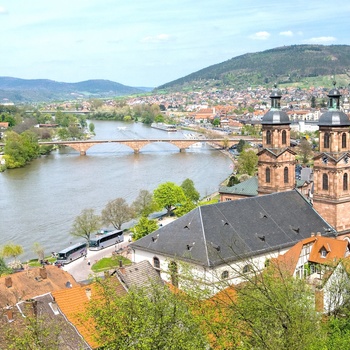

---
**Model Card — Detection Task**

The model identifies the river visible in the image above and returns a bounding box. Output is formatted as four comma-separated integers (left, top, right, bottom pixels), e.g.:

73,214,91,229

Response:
0,120,232,261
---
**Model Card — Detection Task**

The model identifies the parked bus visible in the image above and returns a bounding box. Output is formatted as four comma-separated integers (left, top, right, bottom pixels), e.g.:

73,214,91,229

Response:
55,242,87,265
89,229,124,250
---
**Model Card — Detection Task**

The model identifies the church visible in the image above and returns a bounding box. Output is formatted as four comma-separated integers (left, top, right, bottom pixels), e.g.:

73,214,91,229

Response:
130,83,350,290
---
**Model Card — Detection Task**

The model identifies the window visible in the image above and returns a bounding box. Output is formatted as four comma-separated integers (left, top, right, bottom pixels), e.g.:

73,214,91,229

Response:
344,173,348,191
266,167,271,183
266,130,272,145
221,270,229,279
243,264,252,274
153,257,160,269
284,167,289,184
342,133,347,149
282,130,287,145
320,248,327,258
324,132,330,148
322,173,328,190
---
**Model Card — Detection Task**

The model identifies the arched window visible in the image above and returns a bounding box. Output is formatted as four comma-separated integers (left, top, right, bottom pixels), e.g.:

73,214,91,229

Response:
221,270,229,279
322,173,328,190
282,130,287,145
342,133,347,149
153,257,160,269
243,264,253,274
344,173,348,191
266,130,272,145
266,167,271,183
284,167,289,184
168,261,178,287
324,132,330,149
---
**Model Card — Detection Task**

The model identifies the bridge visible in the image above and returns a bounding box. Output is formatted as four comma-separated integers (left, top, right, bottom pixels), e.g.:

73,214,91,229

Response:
36,137,261,155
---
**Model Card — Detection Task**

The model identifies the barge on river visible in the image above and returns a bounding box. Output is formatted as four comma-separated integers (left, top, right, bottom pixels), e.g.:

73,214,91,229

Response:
151,123,177,132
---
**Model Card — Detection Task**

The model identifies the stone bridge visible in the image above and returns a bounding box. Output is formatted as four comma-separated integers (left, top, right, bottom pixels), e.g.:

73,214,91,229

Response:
19,137,261,155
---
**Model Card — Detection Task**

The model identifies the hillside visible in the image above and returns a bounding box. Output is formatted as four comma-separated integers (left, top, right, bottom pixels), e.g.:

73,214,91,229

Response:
157,44,350,91
0,77,149,103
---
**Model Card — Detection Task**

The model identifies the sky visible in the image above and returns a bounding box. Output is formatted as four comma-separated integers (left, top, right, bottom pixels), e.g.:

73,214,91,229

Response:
0,1,349,88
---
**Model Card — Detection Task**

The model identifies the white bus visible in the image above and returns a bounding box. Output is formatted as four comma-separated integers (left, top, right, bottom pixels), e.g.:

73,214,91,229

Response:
89,229,124,250
55,242,87,265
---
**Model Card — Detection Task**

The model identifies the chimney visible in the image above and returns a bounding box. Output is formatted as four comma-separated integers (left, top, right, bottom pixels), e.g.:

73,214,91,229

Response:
85,288,92,300
311,232,315,237
24,299,38,318
5,276,12,288
119,260,125,274
39,266,47,279
316,232,321,237
6,307,14,322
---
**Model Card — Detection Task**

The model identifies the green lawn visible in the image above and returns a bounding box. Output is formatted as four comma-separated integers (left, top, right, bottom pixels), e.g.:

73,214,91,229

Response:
91,255,132,272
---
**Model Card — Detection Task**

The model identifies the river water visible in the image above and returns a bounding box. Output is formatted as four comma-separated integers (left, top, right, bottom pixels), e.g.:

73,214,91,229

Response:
0,120,232,261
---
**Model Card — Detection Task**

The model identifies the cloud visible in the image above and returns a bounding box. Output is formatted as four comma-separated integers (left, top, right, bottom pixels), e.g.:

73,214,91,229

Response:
141,34,171,43
0,6,8,14
280,31,293,37
249,31,270,40
305,36,337,44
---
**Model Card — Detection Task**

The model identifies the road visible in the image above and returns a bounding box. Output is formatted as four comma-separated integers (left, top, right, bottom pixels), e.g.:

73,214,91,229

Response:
62,235,131,283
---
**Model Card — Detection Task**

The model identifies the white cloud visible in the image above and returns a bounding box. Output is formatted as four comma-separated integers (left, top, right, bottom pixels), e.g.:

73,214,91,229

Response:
0,6,8,14
305,36,337,44
249,31,270,40
141,34,171,43
280,31,293,37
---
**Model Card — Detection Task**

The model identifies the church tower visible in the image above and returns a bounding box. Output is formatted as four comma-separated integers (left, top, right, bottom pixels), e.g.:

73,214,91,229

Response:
258,85,296,195
313,82,350,233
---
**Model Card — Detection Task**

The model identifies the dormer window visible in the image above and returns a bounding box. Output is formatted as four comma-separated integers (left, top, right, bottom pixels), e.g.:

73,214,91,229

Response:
320,248,327,258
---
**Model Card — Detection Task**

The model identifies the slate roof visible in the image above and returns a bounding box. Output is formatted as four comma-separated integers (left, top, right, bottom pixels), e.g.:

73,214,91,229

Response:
131,190,334,268
219,176,258,197
114,260,164,290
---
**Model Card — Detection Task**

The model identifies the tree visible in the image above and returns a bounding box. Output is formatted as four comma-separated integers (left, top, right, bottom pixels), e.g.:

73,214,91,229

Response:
32,242,45,262
89,122,95,133
101,198,135,230
86,279,208,349
236,149,258,176
181,178,200,202
236,139,246,153
70,208,101,242
132,216,158,241
153,182,186,216
0,243,23,263
174,199,196,217
298,138,313,165
0,257,12,276
132,189,158,217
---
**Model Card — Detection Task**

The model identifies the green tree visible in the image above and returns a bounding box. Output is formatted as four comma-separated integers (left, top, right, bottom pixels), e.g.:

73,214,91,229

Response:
0,243,24,263
153,182,186,216
86,279,208,350
181,178,200,202
237,149,258,176
298,138,313,165
174,199,196,217
0,257,12,276
101,198,135,230
132,216,159,240
132,189,158,217
236,139,246,153
89,122,95,133
32,242,45,262
70,208,101,242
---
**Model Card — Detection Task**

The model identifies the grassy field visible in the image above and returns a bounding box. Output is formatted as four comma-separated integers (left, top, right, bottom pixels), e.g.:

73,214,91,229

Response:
91,255,132,272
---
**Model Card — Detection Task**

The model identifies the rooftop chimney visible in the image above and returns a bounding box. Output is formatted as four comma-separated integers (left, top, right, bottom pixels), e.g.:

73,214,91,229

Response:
39,266,47,279
311,232,315,237
316,232,321,237
85,288,92,300
5,276,12,288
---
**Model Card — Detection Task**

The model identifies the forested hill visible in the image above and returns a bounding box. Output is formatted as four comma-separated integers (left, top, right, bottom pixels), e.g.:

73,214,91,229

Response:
0,77,150,103
157,44,350,91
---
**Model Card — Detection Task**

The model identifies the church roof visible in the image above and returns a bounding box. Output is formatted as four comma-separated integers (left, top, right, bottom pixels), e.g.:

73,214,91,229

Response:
261,110,291,125
318,110,350,126
131,190,334,268
219,176,258,197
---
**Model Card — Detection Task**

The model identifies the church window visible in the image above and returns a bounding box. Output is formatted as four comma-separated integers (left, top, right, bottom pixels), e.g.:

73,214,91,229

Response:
153,257,160,269
322,173,328,190
243,264,253,274
324,132,330,148
344,173,348,191
342,133,347,149
266,130,272,145
282,130,287,145
284,167,289,184
266,167,271,183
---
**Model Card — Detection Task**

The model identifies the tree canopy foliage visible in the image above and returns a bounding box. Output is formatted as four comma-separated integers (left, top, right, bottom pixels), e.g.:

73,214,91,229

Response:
153,182,186,216
236,148,258,176
181,178,200,202
132,216,159,241
101,198,135,230
132,189,158,217
70,208,101,242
